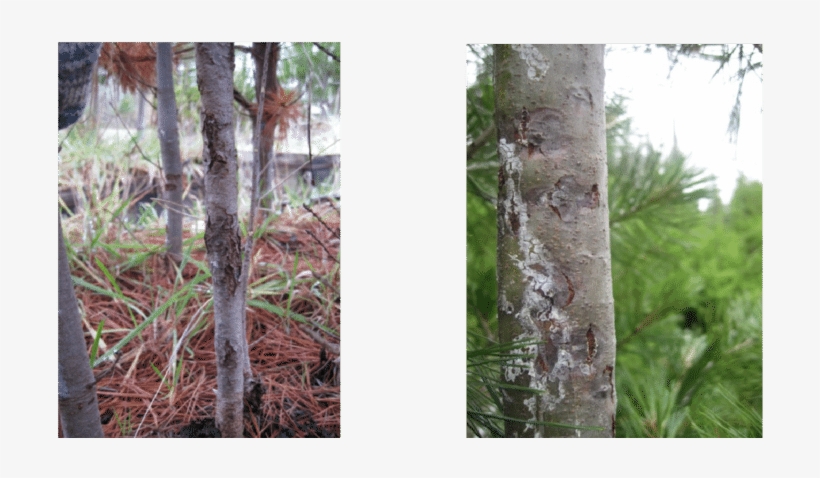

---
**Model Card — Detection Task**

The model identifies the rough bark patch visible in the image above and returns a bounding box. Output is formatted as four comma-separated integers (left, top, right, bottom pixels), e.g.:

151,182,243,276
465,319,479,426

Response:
202,113,227,175
547,176,600,222
204,213,242,296
515,106,567,155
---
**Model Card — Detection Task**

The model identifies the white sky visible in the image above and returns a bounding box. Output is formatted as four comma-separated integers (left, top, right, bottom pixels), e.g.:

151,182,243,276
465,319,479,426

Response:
468,45,763,206
604,45,762,205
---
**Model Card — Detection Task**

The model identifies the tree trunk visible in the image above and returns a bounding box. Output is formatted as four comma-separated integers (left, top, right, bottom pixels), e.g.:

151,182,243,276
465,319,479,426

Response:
58,218,105,438
196,42,250,438
252,42,280,212
135,90,146,137
494,44,616,438
90,66,99,129
58,42,104,438
156,42,183,262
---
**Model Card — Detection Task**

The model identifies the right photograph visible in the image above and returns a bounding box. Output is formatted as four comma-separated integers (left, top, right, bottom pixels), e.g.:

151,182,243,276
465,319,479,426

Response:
466,44,762,438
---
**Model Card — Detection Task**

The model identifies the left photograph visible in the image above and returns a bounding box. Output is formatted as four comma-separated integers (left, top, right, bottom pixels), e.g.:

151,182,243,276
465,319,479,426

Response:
58,42,340,438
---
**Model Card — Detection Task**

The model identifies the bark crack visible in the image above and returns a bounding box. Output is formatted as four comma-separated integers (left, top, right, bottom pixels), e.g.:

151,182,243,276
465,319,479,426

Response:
586,324,597,364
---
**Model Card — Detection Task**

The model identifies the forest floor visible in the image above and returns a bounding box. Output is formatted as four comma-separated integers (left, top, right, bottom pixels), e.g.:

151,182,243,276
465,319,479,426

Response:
58,201,340,438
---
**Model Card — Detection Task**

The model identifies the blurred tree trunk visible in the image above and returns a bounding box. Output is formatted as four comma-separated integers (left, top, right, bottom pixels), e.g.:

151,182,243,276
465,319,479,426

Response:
59,218,104,438
156,42,183,262
58,42,104,437
196,42,251,438
89,65,99,129
494,44,616,437
252,42,280,212
135,90,146,137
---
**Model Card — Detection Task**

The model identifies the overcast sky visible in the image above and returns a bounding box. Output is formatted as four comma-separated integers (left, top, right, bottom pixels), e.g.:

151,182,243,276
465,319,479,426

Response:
604,45,762,206
468,45,763,206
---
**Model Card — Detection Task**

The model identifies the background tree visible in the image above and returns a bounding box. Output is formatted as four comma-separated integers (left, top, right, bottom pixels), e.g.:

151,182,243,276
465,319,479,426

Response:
279,43,341,117
252,42,280,211
494,44,616,437
156,42,184,261
196,42,250,437
231,42,339,210
94,43,189,251
58,42,104,438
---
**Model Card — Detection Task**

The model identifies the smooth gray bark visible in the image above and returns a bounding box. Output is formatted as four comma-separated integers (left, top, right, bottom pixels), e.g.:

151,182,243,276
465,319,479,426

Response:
494,44,616,437
58,216,104,438
58,42,104,438
196,42,249,438
157,42,184,261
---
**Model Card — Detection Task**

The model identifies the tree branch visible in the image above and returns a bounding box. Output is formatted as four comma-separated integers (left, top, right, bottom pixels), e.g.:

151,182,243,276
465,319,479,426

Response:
313,43,339,62
467,124,495,162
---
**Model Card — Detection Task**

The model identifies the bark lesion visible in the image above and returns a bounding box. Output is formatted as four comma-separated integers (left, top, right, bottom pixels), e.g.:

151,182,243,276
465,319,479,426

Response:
540,324,559,372
218,339,237,367
204,213,242,296
202,113,233,174
605,365,615,402
525,107,565,154
562,271,575,306
508,201,520,235
585,324,597,364
548,176,601,222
